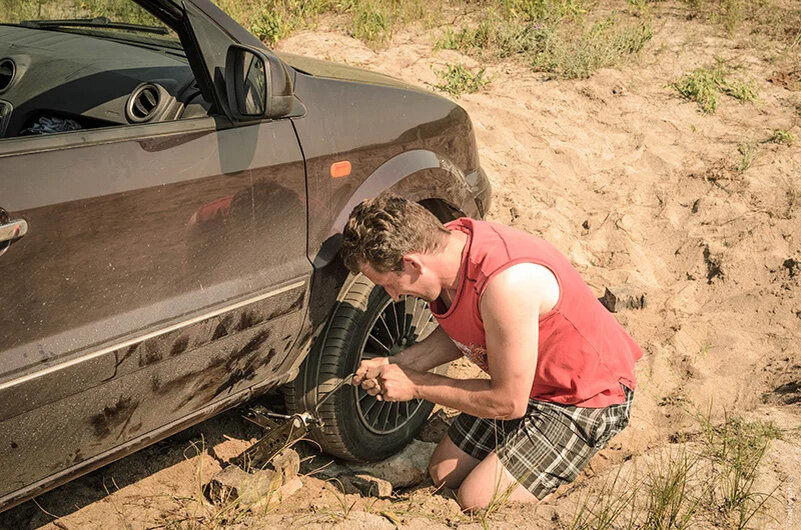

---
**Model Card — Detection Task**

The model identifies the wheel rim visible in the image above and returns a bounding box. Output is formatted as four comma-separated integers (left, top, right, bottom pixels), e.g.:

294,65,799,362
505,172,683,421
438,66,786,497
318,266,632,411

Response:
354,295,438,434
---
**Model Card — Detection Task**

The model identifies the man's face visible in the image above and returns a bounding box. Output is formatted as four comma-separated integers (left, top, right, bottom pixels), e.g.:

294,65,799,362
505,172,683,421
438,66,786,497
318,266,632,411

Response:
359,259,439,303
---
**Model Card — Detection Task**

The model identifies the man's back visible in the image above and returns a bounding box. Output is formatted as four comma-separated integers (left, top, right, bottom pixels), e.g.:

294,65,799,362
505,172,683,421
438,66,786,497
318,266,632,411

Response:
430,217,642,407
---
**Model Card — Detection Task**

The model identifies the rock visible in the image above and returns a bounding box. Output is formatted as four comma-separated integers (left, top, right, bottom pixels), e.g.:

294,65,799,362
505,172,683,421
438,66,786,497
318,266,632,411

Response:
308,440,437,489
270,448,300,482
339,474,392,497
417,409,453,443
599,285,646,313
335,475,363,495
206,464,281,506
206,451,301,509
354,439,436,488
252,477,304,511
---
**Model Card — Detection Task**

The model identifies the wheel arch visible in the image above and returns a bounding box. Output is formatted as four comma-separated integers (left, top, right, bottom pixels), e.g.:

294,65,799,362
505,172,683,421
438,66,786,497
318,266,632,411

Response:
311,148,480,269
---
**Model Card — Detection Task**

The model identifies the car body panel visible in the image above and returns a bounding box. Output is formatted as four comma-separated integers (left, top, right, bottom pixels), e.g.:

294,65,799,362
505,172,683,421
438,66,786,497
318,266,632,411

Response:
0,115,310,509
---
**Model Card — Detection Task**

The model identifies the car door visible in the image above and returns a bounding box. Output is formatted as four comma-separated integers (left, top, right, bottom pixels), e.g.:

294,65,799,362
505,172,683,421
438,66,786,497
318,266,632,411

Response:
0,0,310,509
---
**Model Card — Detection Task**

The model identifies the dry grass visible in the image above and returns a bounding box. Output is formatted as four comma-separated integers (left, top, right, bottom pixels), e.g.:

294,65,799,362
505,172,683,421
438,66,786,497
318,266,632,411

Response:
434,1,653,79
571,411,783,529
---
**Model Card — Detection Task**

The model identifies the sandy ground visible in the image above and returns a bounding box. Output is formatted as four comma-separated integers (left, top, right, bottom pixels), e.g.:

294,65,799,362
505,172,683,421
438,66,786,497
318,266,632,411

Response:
2,1,800,528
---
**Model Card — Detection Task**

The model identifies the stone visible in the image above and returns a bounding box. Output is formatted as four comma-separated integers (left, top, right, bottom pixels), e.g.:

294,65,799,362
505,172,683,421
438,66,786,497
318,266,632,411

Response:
417,409,453,443
354,439,437,488
599,284,646,313
206,464,282,507
252,477,304,511
348,474,393,498
306,440,437,489
269,448,300,482
335,475,363,495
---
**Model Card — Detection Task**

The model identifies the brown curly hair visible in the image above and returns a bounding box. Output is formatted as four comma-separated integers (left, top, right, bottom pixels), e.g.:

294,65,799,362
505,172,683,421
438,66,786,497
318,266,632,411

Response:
341,195,450,273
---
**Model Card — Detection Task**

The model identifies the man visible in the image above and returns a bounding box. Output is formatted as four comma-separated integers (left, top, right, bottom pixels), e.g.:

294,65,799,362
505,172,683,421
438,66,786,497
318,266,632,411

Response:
342,195,641,510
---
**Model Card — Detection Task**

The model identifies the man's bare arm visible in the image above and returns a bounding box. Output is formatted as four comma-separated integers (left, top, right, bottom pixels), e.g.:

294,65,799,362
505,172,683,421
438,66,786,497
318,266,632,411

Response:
363,264,559,419
392,325,462,371
355,326,462,384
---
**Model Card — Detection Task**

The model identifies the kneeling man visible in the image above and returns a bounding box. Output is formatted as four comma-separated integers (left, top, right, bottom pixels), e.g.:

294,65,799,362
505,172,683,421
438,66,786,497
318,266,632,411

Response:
343,195,641,510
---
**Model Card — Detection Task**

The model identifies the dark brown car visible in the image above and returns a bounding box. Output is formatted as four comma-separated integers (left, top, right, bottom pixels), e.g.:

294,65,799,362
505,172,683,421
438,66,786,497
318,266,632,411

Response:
0,0,491,513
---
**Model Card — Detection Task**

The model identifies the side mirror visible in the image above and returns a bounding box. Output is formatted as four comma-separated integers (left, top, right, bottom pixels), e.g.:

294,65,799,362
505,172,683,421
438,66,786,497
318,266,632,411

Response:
224,45,293,121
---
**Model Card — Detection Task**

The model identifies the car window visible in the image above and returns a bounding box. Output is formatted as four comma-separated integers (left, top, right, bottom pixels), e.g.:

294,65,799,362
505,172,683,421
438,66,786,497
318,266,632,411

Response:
0,1,209,141
1,0,180,45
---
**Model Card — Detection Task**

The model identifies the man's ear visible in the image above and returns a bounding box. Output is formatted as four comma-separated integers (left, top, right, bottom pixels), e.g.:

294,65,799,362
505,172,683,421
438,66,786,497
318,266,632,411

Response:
402,254,424,276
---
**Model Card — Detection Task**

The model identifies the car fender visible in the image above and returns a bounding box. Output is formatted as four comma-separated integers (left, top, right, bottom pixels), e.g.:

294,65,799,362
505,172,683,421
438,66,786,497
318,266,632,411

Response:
312,148,480,268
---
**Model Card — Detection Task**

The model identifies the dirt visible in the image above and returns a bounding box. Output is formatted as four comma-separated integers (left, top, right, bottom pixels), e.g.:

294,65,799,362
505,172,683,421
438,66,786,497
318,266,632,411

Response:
2,1,801,528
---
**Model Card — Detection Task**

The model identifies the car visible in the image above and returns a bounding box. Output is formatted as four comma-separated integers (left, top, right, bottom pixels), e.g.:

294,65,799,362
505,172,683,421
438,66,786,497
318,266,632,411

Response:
0,0,491,513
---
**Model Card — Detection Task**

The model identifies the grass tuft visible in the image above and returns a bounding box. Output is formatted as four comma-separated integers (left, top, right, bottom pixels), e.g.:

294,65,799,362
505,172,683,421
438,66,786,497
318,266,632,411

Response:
350,1,392,47
571,467,638,530
571,410,781,529
642,444,704,530
736,142,759,173
433,63,491,97
768,128,796,146
436,8,652,80
698,413,782,527
532,15,653,79
672,61,757,113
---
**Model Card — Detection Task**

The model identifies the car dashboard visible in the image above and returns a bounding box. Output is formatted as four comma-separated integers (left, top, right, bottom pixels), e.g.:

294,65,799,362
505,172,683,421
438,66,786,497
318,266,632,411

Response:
0,24,209,138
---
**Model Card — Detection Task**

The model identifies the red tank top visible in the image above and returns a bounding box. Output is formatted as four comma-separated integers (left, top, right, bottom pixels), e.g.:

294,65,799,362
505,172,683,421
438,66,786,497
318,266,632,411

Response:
429,218,642,408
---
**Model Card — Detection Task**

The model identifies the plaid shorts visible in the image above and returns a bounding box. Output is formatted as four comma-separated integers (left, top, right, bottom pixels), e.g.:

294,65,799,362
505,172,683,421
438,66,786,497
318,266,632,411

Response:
448,385,633,499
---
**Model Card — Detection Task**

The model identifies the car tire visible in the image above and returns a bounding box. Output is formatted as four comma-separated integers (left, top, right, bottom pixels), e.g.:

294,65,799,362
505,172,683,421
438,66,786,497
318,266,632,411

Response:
284,274,441,462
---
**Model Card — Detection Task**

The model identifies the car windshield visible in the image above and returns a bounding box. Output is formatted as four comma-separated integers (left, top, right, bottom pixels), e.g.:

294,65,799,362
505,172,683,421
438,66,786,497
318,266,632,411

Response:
0,0,181,49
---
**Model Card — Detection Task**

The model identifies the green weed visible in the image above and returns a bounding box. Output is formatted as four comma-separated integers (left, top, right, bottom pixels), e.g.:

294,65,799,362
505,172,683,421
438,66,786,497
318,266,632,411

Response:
501,0,588,23
433,63,491,97
672,61,757,113
436,7,651,80
769,128,796,146
721,78,758,103
681,0,773,34
1,0,164,26
351,2,391,47
233,0,332,46
672,67,722,113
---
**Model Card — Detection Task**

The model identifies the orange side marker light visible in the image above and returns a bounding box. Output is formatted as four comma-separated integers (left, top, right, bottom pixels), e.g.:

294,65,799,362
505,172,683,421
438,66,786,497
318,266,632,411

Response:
330,161,352,179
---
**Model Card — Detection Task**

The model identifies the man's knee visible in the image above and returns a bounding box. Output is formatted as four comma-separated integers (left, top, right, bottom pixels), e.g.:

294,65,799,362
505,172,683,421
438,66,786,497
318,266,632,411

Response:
456,481,489,511
428,435,478,489
428,458,463,489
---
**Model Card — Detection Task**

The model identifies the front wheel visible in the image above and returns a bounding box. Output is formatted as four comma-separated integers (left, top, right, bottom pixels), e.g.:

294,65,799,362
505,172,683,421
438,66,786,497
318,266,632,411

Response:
284,275,440,461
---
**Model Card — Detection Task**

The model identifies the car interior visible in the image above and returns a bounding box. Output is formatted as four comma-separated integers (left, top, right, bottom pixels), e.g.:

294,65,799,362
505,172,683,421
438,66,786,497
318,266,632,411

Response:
0,3,211,139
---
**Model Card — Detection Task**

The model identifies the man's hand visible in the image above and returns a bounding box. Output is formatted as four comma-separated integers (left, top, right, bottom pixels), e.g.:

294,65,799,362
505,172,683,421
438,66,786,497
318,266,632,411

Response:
352,356,389,387
354,361,418,402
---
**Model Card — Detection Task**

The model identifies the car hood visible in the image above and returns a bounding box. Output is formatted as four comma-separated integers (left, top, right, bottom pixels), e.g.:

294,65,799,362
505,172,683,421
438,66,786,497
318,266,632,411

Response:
274,51,427,93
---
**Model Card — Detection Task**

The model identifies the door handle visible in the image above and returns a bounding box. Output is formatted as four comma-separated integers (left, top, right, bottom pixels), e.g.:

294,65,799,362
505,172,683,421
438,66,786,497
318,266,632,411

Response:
0,208,27,257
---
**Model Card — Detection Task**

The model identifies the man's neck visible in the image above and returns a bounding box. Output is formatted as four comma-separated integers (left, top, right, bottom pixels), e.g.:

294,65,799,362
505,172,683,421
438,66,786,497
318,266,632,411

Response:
437,230,468,304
